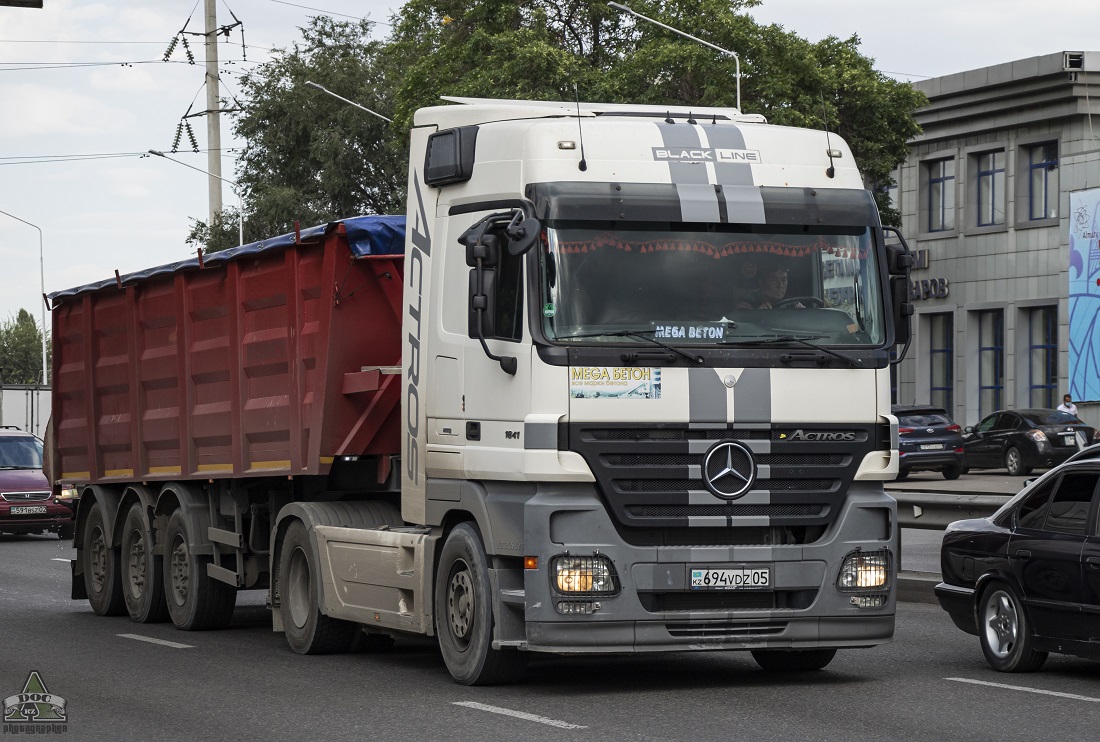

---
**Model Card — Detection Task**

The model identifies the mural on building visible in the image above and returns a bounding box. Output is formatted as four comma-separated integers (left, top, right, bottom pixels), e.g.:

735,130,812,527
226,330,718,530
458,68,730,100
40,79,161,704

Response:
1069,188,1100,402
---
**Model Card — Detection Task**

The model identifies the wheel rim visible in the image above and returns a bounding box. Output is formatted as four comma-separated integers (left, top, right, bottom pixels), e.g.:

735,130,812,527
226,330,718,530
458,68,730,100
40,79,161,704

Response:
447,560,475,648
1007,449,1020,474
169,534,189,607
125,526,146,600
983,589,1019,659
89,525,107,594
286,546,311,629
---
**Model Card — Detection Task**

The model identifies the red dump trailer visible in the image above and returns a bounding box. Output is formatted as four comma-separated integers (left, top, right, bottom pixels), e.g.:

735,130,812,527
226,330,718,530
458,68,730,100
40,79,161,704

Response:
53,216,407,626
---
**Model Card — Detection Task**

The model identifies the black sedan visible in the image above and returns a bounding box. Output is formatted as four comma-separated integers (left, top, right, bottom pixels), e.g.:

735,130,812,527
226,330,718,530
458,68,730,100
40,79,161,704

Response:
962,408,1097,476
893,404,965,480
936,446,1100,671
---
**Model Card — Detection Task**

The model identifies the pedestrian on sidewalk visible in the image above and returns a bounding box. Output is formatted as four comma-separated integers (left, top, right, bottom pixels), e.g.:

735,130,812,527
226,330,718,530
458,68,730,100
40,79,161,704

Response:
1057,394,1078,416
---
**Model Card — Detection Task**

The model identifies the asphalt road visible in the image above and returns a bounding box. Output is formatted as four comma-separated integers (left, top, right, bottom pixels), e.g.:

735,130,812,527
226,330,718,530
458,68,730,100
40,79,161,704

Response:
3,534,1099,742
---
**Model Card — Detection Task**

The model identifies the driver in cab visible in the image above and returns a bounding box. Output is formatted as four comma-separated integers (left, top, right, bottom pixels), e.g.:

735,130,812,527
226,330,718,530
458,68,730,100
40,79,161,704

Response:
736,255,804,309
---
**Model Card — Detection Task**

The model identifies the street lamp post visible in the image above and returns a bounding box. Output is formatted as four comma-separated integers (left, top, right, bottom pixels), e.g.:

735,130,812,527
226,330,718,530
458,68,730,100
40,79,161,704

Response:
607,1,742,113
0,208,48,387
148,150,244,247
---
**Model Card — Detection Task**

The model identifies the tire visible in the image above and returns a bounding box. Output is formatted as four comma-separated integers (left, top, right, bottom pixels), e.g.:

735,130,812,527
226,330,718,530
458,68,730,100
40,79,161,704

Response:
978,581,1047,672
1005,447,1032,476
943,466,962,480
82,501,126,616
58,522,75,540
278,520,359,654
162,508,236,630
895,470,909,481
960,464,970,475
751,648,837,672
435,523,526,685
120,503,169,623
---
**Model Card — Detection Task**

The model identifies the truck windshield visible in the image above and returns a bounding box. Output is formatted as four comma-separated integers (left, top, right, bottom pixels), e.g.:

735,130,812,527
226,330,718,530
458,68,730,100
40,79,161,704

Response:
539,222,885,346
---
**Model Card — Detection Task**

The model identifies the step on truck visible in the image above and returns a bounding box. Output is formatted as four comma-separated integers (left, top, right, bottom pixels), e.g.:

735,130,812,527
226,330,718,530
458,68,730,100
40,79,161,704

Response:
53,98,914,684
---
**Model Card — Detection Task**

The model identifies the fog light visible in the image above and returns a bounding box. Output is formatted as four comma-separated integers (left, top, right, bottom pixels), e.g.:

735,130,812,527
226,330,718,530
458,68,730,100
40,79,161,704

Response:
837,550,891,591
850,595,887,608
551,554,618,595
556,600,601,615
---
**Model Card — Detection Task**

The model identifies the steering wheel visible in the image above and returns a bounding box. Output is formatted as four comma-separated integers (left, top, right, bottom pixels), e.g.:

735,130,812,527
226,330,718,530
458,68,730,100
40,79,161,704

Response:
777,296,824,308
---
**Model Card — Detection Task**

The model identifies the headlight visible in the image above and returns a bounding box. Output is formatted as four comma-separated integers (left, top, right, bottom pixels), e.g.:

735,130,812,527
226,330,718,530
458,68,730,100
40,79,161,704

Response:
56,486,78,501
836,550,891,591
551,555,618,595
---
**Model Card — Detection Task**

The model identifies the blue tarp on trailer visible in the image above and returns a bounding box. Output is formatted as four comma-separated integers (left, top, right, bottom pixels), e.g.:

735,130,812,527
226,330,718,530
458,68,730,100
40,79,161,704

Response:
48,215,405,303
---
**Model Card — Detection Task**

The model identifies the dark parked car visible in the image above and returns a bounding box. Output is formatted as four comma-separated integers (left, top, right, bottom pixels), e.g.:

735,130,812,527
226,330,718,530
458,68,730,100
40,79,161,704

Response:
936,446,1100,671
962,408,1098,476
0,427,75,539
893,404,965,480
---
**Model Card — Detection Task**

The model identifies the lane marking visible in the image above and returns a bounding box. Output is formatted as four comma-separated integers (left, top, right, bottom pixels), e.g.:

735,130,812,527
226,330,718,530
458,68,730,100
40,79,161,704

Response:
452,701,587,729
946,677,1100,703
51,558,70,562
118,633,194,649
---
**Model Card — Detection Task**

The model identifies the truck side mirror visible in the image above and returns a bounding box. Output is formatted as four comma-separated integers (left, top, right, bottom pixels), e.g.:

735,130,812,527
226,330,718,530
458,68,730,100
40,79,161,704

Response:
461,230,517,375
882,226,913,362
506,216,541,256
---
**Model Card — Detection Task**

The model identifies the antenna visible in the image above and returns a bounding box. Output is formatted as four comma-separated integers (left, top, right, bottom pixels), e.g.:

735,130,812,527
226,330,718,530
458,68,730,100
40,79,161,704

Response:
575,85,588,172
820,92,836,179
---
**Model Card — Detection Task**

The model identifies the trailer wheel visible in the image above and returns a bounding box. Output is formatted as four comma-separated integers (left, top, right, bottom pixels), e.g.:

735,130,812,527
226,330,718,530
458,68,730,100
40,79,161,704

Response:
120,502,169,623
751,648,837,672
162,508,236,630
435,523,526,685
83,501,125,616
278,520,359,654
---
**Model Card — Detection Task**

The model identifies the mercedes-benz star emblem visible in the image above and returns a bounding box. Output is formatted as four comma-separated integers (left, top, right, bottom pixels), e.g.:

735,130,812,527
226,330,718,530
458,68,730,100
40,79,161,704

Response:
702,441,756,500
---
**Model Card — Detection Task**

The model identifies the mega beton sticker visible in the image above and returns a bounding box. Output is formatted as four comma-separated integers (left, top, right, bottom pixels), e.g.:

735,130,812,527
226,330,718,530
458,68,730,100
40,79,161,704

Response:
569,367,661,399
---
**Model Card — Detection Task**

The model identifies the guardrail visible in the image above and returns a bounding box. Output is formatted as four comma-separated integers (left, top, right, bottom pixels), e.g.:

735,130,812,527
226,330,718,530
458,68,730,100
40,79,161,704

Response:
891,491,1010,529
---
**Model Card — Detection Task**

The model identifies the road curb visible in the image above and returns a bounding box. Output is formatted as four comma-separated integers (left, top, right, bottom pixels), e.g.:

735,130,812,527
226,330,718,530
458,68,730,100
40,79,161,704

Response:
897,570,939,605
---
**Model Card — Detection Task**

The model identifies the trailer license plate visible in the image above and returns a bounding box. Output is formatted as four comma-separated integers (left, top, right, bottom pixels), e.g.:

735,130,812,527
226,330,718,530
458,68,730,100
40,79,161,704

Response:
690,568,770,590
11,505,47,515
919,443,943,450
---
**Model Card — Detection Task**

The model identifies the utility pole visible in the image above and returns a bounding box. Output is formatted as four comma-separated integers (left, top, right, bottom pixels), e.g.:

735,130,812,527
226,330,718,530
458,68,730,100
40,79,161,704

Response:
204,0,223,225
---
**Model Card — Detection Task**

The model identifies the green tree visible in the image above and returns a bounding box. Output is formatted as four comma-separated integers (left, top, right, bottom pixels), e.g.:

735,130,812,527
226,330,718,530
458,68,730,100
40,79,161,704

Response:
185,205,243,254
0,309,47,385
193,1,923,240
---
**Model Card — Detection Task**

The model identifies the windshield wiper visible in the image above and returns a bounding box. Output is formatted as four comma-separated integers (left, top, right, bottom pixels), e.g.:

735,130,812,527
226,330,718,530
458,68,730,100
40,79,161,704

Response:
559,329,704,365
721,334,863,368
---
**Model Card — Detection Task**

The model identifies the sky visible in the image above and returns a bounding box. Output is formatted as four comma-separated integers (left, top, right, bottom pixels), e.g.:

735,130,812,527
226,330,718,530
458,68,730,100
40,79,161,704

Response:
2,0,1099,327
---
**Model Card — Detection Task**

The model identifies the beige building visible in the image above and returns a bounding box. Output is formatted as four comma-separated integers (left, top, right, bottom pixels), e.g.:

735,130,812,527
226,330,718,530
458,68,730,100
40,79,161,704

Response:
893,51,1100,428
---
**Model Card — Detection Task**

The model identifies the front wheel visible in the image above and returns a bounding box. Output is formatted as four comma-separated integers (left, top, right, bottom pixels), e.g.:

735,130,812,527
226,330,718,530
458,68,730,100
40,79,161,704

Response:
943,466,962,480
435,523,526,685
978,581,1046,672
1005,447,1032,476
751,648,837,672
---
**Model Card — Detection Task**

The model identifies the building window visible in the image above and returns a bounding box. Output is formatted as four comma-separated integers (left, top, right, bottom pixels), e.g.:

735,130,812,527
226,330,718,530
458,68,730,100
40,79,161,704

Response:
977,310,1004,417
976,151,1005,226
1028,306,1057,407
929,313,953,411
1027,143,1058,220
927,159,955,232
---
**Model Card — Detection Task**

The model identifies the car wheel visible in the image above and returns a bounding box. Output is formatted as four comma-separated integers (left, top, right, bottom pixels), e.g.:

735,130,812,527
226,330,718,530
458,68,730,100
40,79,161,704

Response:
895,470,909,481
960,464,970,475
120,502,169,623
1005,447,1031,476
978,581,1047,672
435,523,526,685
82,501,125,616
278,519,360,654
751,648,837,672
943,466,962,480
